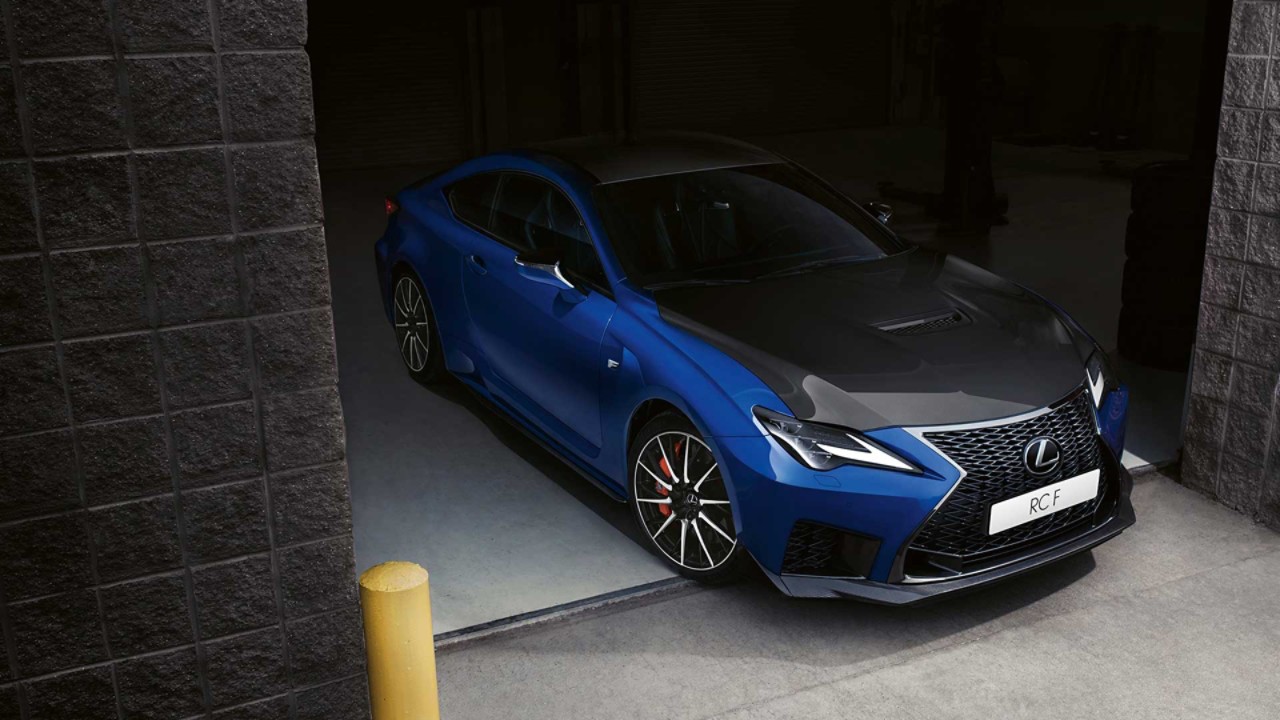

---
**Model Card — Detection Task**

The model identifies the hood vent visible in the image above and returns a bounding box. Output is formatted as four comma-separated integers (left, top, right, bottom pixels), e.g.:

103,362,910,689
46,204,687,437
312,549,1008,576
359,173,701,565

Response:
875,310,968,336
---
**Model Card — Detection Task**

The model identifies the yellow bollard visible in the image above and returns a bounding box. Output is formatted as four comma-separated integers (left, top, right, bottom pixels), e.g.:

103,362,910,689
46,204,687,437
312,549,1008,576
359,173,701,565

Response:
360,561,440,720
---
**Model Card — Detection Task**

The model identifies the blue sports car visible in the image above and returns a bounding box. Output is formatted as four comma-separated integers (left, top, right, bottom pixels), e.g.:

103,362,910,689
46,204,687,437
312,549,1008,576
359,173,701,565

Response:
374,133,1133,604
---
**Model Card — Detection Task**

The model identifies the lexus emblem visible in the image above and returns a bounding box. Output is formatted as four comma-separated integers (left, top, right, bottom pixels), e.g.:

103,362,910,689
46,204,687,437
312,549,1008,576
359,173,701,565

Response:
1023,436,1062,476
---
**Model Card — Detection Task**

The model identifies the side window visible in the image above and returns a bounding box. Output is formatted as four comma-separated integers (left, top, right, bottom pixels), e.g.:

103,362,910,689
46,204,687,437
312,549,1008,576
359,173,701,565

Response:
447,173,500,230
489,173,545,249
492,174,609,290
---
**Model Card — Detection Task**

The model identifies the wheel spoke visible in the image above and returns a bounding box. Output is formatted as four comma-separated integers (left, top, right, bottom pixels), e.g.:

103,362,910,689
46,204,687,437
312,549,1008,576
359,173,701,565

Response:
657,435,675,484
400,330,412,359
693,521,712,566
682,433,691,484
652,513,676,539
693,463,718,492
699,499,731,505
698,512,734,543
679,520,688,566
411,334,429,368
636,497,671,505
395,281,412,316
638,461,672,491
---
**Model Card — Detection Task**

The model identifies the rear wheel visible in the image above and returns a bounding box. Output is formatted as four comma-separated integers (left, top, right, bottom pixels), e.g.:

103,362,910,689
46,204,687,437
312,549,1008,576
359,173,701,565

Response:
392,270,446,384
629,413,745,583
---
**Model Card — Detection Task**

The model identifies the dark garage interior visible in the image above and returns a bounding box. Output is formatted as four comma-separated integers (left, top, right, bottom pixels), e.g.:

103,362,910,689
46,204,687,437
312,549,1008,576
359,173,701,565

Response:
306,0,1228,632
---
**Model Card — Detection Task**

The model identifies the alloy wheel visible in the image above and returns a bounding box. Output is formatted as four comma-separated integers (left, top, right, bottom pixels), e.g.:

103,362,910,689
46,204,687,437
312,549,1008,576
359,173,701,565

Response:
633,431,737,570
394,276,430,372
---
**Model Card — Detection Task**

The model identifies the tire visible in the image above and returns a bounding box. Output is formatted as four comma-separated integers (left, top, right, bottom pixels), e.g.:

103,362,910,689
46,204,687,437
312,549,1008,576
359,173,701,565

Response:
391,269,446,384
628,412,746,584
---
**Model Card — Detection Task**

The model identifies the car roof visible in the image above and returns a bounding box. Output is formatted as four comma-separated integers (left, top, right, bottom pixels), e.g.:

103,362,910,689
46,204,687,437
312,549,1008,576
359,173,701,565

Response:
521,132,782,185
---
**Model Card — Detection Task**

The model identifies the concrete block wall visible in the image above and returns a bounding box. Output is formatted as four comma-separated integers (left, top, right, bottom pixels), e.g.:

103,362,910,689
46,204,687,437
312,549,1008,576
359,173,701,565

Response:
0,1,368,717
1184,0,1280,529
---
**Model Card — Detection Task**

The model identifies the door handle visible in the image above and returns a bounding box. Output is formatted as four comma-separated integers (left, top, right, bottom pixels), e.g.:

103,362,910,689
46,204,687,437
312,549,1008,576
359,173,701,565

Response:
466,254,487,275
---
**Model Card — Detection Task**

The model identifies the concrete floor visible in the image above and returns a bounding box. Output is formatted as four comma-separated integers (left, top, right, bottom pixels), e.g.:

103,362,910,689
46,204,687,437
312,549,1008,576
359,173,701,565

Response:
320,125,1191,634
321,168,673,635
437,471,1280,719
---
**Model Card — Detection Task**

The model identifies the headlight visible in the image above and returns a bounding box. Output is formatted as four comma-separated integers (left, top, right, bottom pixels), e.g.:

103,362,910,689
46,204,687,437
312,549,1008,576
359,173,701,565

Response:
1086,350,1117,408
753,407,919,473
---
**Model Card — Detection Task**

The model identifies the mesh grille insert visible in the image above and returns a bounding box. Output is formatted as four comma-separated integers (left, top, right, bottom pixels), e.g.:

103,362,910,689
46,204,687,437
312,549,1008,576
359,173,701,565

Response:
782,521,837,574
781,521,879,577
877,311,967,336
910,389,1104,560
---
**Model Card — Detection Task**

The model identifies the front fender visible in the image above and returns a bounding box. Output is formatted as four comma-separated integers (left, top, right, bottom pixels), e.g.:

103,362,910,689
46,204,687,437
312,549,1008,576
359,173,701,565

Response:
598,292,788,490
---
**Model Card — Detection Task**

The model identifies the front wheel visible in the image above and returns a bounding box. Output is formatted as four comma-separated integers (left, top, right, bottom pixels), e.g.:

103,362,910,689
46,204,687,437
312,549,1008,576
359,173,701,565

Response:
629,413,746,584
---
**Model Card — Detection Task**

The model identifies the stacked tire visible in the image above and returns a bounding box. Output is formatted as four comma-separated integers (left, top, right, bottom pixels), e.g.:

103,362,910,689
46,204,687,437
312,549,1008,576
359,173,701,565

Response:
1118,162,1211,371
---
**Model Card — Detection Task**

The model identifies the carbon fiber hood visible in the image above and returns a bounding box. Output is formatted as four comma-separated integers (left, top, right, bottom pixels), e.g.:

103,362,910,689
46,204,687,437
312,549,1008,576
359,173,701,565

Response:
656,248,1092,430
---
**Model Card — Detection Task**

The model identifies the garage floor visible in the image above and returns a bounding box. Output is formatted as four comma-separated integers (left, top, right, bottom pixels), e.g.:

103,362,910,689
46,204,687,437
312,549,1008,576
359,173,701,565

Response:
436,471,1280,719
321,126,1188,635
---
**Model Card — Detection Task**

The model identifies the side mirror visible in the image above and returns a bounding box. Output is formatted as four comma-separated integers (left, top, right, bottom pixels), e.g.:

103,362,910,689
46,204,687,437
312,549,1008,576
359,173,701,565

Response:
514,248,575,291
864,201,893,224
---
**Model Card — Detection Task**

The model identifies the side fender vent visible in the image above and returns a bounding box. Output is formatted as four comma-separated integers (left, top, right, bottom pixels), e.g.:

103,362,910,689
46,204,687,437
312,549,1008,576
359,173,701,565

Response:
875,310,968,336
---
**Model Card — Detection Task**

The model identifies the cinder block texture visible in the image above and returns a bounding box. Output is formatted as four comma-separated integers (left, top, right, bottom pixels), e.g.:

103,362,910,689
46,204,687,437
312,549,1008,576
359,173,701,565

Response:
10,0,113,58
127,56,223,146
136,148,232,239
0,430,77,519
0,70,25,160
34,155,135,248
218,0,308,50
148,237,242,325
0,161,37,253
118,0,214,52
193,555,278,638
1186,1,1280,532
100,573,193,656
224,51,315,141
23,60,126,154
117,648,205,718
0,0,359,715
0,255,52,345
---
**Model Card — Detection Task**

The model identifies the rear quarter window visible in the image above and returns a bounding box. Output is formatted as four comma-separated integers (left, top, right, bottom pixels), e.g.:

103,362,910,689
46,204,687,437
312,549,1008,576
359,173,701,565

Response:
447,173,501,230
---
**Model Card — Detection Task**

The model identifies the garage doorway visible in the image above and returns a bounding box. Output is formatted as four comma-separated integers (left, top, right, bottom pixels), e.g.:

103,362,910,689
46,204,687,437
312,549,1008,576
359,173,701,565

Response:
307,0,1220,634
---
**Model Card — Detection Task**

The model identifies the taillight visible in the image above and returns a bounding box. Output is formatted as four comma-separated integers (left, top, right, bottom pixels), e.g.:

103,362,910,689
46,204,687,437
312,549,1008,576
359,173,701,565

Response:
384,197,399,216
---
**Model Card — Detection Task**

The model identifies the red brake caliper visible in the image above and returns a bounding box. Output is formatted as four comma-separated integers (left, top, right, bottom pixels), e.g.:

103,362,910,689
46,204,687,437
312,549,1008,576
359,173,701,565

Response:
655,440,682,517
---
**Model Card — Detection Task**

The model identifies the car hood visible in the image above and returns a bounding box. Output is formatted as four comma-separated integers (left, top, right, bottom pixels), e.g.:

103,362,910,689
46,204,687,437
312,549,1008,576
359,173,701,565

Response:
655,248,1091,430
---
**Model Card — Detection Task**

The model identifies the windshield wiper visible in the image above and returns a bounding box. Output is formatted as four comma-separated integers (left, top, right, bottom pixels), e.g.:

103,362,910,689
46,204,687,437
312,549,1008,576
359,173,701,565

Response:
752,256,865,281
644,277,755,290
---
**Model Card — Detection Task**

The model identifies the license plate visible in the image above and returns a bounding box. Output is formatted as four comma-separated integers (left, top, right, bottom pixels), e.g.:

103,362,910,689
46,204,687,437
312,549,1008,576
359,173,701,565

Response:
988,469,1100,535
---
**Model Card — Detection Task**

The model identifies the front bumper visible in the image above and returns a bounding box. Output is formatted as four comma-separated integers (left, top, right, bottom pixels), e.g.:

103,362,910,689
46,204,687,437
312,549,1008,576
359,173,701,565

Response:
713,399,1134,605
759,466,1134,604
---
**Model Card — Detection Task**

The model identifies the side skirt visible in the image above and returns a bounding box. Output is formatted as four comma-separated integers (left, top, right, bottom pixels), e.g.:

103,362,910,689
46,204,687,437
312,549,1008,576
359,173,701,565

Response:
454,374,628,503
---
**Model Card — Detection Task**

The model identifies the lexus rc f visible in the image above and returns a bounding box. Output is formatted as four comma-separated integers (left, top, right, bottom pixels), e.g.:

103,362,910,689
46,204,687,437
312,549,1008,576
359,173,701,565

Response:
373,133,1133,603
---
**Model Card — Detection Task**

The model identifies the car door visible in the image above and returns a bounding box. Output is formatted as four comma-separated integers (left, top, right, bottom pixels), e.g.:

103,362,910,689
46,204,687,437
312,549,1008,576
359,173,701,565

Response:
457,171,616,454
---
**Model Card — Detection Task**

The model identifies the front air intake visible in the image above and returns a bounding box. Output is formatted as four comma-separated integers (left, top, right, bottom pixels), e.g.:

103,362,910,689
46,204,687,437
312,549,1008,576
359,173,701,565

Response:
781,521,880,577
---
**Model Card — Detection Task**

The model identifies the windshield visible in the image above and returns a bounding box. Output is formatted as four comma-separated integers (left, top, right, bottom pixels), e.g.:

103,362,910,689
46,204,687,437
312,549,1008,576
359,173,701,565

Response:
593,163,905,286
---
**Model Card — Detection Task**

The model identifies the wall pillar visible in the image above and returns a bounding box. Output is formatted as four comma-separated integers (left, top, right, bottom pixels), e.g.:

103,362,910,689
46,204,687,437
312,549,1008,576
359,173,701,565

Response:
1184,0,1280,529
0,1,368,717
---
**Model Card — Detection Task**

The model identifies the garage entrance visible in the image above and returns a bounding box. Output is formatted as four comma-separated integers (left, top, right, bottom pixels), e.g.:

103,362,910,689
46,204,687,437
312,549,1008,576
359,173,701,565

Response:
306,0,1222,633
